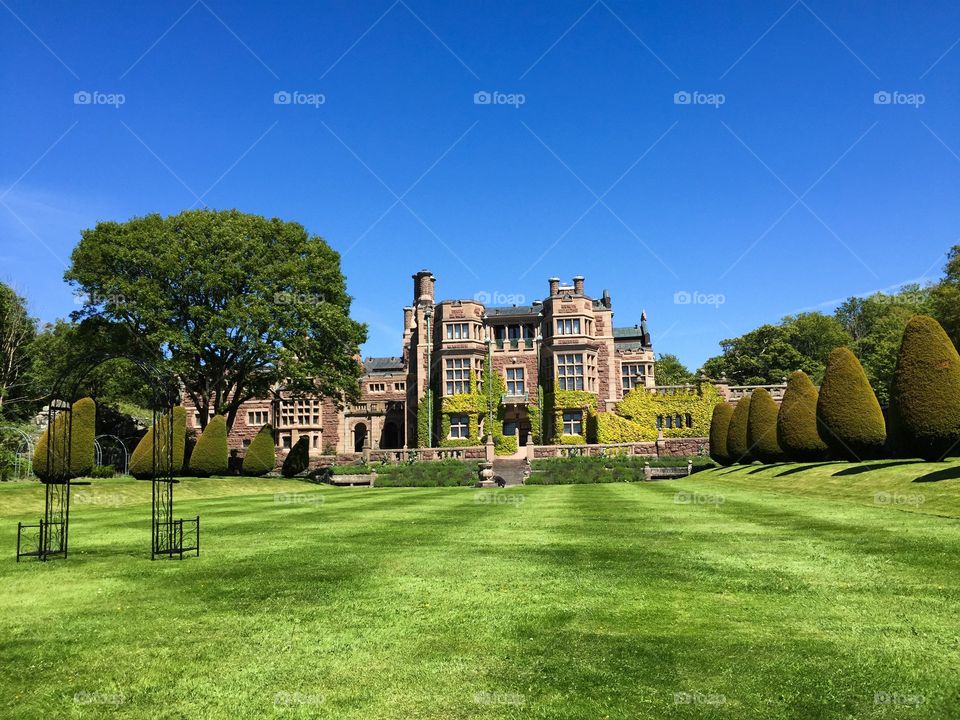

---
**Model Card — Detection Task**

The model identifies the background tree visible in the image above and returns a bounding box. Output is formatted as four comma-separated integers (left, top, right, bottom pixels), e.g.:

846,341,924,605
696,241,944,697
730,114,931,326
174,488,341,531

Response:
0,283,37,418
654,353,694,385
66,209,367,431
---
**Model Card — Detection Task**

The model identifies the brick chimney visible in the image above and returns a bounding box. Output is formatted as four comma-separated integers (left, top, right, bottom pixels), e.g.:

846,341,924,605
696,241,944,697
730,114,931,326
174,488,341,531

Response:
413,269,435,305
573,275,584,294
548,277,560,297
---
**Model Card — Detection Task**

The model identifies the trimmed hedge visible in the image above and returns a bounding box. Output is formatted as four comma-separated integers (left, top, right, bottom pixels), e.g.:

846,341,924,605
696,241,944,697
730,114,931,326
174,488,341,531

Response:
373,459,474,487
725,395,753,464
242,424,276,476
708,403,734,466
281,436,310,478
527,455,715,484
817,347,886,460
129,406,186,479
32,397,96,479
188,414,228,477
747,388,784,463
890,315,960,461
777,371,828,461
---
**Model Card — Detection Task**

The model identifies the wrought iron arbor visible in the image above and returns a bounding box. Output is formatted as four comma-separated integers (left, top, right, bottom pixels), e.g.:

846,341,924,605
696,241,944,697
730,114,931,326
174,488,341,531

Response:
15,354,200,561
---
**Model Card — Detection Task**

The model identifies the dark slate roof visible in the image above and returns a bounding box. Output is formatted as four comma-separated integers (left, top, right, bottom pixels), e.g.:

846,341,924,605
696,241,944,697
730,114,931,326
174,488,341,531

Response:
613,325,645,338
363,356,405,374
484,305,540,318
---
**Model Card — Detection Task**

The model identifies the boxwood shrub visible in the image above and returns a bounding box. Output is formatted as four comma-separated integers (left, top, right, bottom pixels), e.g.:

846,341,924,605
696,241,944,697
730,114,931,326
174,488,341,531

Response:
188,414,229,477
242,424,276,476
817,347,886,460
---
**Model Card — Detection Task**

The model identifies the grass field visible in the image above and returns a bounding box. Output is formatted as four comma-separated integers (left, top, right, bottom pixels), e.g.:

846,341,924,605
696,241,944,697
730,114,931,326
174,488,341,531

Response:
2,460,960,718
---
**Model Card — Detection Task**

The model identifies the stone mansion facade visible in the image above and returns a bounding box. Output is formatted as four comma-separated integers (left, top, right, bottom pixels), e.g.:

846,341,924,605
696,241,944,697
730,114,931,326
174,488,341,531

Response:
184,270,658,456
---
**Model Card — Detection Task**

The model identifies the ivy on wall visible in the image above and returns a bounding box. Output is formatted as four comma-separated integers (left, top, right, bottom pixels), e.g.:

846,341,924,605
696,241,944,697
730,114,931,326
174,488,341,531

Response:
617,382,722,439
542,390,598,444
436,362,517,454
417,389,432,448
588,412,652,443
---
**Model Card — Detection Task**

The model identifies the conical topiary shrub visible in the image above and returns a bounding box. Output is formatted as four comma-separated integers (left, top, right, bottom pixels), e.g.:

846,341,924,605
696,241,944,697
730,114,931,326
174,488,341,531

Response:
281,436,310,478
32,397,96,479
129,406,187,478
817,347,886,460
242,424,276,476
188,414,229,477
777,371,829,462
709,403,734,465
725,395,754,464
747,388,784,463
890,315,960,461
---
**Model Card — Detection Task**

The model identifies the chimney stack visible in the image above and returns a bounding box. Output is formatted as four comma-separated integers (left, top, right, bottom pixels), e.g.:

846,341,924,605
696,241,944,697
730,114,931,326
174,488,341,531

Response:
548,277,560,297
573,275,585,294
413,269,435,305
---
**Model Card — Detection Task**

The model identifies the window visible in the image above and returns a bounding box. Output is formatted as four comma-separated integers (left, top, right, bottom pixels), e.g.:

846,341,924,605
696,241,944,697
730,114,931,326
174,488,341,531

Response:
247,410,269,426
446,323,470,340
312,435,319,448
665,415,673,429
449,414,469,438
556,318,581,335
656,415,663,429
685,413,693,428
562,410,582,436
394,382,405,391
586,353,596,391
506,367,525,396
282,435,291,449
242,439,251,448
369,383,386,393
676,414,683,429
556,353,584,390
445,358,470,395
622,363,646,392
279,399,321,427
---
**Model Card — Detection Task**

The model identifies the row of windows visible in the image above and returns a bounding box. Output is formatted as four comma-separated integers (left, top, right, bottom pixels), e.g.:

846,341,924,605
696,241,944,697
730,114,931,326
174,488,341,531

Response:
367,382,406,393
622,363,652,391
656,414,694,430
555,317,593,335
445,322,482,340
247,410,269,426
279,399,321,427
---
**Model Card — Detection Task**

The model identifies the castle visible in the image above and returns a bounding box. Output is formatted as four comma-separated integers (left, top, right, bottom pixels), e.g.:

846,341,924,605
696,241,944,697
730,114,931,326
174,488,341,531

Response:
184,270,659,456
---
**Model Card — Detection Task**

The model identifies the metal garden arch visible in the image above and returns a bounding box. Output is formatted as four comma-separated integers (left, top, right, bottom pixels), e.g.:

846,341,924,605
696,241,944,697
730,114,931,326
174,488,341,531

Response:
15,353,200,561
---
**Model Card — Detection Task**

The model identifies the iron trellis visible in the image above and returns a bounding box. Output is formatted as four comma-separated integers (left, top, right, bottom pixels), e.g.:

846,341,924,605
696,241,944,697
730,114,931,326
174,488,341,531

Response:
15,353,200,561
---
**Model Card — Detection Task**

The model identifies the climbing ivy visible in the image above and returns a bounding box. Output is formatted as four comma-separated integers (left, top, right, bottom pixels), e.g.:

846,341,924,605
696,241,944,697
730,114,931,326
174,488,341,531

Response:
617,381,722,438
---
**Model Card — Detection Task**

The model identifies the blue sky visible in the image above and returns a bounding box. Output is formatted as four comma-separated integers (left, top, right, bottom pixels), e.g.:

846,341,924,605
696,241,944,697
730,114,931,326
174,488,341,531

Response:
2,0,959,371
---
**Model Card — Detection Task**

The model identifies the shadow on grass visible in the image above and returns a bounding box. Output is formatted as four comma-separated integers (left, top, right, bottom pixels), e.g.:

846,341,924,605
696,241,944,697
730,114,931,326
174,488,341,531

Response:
774,462,843,478
832,460,924,477
913,465,960,483
718,465,757,475
748,463,792,475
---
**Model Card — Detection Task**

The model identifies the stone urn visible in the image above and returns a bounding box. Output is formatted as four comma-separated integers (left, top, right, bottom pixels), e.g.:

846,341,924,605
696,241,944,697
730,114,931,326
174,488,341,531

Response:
477,461,494,486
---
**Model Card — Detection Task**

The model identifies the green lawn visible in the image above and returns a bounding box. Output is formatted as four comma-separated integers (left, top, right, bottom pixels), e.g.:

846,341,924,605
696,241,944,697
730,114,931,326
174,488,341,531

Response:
2,460,960,718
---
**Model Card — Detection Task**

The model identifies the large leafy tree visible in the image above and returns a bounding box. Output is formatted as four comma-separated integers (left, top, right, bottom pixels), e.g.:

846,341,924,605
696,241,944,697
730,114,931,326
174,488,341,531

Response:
702,313,851,386
653,353,694,385
66,209,367,431
0,283,37,418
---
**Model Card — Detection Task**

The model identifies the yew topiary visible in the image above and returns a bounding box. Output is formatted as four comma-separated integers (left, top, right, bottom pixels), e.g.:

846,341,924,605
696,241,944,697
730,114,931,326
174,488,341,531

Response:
709,403,734,465
129,406,187,478
32,397,96,479
817,347,886,460
281,436,310,477
725,395,754,464
188,414,228,477
777,371,829,461
747,388,785,463
242,424,276,476
890,315,960,461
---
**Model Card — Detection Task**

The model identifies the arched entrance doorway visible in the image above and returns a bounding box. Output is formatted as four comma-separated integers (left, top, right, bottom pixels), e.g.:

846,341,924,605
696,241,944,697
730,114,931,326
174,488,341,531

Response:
353,423,367,453
382,421,400,449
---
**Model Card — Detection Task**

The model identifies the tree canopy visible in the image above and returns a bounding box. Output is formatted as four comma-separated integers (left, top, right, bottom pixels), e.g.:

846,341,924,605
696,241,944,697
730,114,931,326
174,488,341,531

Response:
65,209,367,431
654,353,694,385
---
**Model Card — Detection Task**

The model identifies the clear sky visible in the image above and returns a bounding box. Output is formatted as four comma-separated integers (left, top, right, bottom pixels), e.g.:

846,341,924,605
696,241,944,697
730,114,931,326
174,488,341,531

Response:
2,1,959,371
